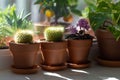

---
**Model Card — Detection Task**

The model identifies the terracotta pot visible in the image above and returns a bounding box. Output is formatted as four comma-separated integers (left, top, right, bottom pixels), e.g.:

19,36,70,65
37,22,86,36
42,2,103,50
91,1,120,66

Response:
96,29,120,60
41,41,67,66
9,42,39,69
68,39,92,64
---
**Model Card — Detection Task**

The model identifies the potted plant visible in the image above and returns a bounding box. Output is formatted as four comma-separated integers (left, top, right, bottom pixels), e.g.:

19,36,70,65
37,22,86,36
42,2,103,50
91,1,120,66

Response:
34,0,82,26
0,5,33,42
9,30,40,74
85,0,120,67
40,26,67,71
66,18,93,69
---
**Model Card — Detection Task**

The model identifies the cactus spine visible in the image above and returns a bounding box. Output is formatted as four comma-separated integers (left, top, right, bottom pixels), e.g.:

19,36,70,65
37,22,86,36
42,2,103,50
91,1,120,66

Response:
14,30,33,43
44,26,64,42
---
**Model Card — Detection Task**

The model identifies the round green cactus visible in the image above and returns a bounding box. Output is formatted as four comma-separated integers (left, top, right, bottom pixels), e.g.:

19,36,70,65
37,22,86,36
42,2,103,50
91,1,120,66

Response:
44,26,64,42
14,30,33,43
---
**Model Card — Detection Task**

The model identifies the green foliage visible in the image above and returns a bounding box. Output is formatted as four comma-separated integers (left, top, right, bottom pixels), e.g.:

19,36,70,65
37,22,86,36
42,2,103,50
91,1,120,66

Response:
0,5,16,24
0,5,33,47
14,30,33,43
44,26,64,42
85,0,120,40
108,26,120,41
34,0,81,23
5,10,32,29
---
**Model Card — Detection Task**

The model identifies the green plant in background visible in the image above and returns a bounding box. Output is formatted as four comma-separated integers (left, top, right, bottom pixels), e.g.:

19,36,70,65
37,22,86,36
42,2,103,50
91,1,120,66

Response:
34,0,81,24
0,5,33,35
14,30,33,43
0,26,8,48
85,0,120,40
0,5,33,47
0,5,15,24
5,9,32,29
44,26,64,42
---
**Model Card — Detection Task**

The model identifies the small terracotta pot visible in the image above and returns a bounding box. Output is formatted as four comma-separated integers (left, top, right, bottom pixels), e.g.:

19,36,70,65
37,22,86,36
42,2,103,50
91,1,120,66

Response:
68,39,92,64
41,41,67,66
9,42,39,69
96,29,120,60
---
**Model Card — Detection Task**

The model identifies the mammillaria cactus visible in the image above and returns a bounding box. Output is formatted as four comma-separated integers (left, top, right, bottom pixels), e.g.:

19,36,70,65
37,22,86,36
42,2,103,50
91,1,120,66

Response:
44,26,64,42
14,30,33,43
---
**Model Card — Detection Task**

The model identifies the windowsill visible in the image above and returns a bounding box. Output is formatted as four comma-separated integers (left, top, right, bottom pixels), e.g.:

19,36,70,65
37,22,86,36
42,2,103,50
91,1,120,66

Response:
0,43,120,80
0,62,120,80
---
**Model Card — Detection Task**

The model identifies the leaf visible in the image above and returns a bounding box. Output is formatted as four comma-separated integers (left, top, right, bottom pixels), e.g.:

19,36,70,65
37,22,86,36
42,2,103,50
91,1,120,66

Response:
89,12,110,31
84,0,97,11
82,7,89,18
19,10,24,19
112,1,120,14
5,15,12,26
22,12,31,20
97,1,112,13
71,8,82,16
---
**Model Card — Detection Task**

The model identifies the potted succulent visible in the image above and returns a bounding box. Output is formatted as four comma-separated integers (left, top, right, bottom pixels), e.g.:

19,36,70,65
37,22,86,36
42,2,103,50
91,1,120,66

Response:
85,0,120,67
9,30,40,74
66,18,93,69
40,26,67,71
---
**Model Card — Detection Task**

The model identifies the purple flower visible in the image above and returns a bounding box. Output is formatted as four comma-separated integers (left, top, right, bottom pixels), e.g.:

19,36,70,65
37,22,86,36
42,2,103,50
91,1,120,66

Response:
77,18,90,30
69,26,77,34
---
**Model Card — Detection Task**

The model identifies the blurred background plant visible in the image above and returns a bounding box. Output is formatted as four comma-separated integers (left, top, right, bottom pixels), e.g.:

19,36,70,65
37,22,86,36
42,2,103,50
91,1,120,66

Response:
0,5,33,48
34,0,81,24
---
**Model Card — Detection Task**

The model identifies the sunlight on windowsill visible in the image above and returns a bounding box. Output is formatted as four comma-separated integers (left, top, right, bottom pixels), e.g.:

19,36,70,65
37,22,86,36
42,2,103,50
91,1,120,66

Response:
100,77,119,80
44,72,73,80
71,69,89,74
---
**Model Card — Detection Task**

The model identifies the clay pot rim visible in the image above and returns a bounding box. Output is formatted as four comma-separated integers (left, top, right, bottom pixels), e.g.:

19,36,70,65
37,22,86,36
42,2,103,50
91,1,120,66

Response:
96,29,107,31
9,41,39,45
67,39,92,41
40,40,67,43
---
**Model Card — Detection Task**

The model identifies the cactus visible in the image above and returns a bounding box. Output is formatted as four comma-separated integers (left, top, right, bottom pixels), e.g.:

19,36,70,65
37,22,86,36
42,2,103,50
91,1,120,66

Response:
14,30,33,43
44,26,64,42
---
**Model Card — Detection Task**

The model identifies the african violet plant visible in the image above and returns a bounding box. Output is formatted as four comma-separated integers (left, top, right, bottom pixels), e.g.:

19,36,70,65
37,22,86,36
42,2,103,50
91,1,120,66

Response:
66,18,93,40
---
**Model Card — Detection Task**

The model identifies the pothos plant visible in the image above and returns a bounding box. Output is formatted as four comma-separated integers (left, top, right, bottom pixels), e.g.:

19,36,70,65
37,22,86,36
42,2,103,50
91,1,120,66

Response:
34,0,81,24
66,18,93,40
84,0,120,40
